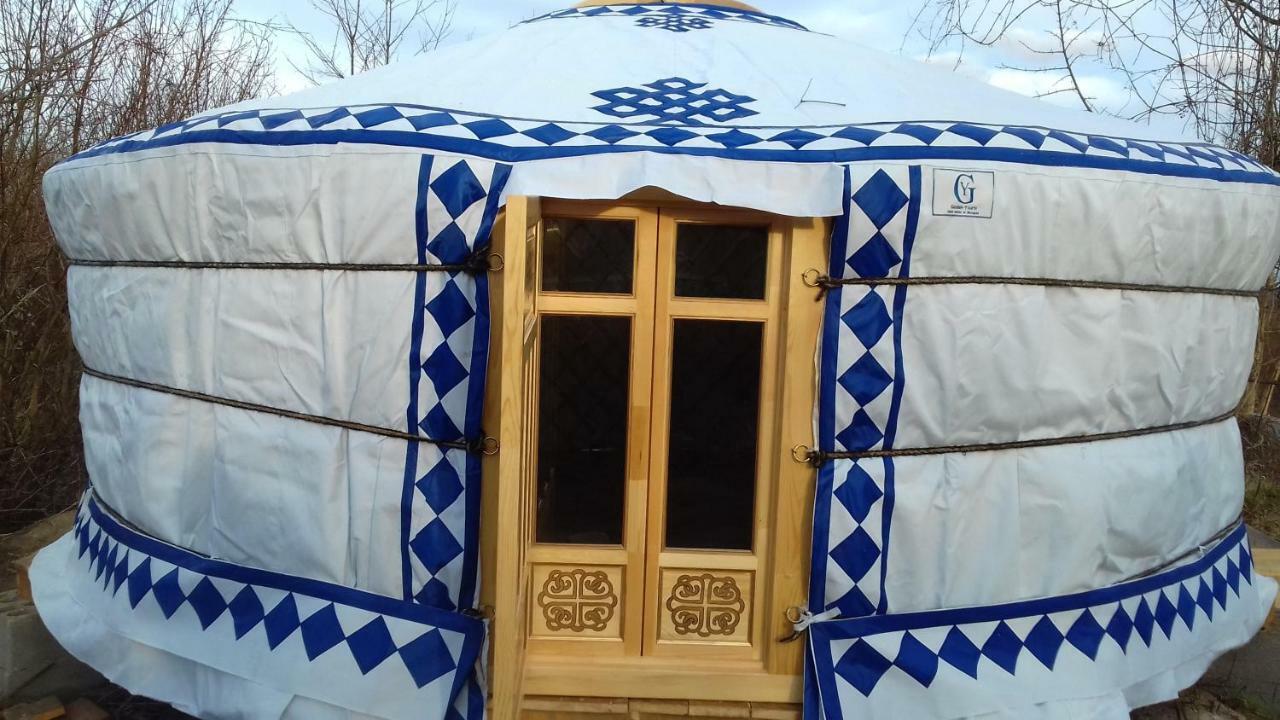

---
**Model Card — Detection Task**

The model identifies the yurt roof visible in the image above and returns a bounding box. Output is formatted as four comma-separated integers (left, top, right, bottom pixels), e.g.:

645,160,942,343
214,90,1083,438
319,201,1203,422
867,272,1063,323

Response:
68,2,1278,205
206,2,1174,139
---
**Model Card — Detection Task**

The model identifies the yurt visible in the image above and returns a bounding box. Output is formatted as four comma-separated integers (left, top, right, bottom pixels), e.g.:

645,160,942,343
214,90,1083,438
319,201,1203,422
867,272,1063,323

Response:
29,1,1280,718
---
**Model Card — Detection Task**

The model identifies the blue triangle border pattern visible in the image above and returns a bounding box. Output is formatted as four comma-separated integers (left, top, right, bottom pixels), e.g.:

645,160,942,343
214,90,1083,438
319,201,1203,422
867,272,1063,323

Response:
805,524,1272,720
68,492,486,720
61,104,1280,187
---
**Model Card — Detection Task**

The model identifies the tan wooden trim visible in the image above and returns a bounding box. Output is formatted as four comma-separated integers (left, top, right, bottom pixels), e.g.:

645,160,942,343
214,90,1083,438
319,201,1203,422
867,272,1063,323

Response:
523,658,801,703
487,196,544,720
658,550,757,572
528,545,629,565
537,295,638,315
764,216,827,675
665,300,772,321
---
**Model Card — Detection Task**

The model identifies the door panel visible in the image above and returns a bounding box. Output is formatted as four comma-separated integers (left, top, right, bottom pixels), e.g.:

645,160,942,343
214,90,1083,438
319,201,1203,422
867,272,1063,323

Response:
519,202,785,666
525,203,657,658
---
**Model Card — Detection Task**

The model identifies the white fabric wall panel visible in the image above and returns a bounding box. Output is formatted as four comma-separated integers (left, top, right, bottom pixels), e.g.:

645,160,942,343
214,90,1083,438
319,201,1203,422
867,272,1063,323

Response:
907,163,1280,291
45,148,425,263
883,419,1245,613
69,266,417,431
894,288,1255,448
80,369,409,598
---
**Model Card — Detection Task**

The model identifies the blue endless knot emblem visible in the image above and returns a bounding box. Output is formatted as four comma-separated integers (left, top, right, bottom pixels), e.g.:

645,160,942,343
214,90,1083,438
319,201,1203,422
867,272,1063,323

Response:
590,77,758,125
636,14,713,32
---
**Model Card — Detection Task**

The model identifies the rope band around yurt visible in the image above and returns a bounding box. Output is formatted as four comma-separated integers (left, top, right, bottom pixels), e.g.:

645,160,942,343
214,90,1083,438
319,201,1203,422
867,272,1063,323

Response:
800,270,1261,300
66,249,505,274
793,409,1237,467
81,367,499,454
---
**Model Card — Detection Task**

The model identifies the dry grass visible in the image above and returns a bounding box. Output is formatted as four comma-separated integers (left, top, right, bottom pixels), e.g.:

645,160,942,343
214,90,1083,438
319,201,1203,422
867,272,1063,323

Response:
1240,415,1280,539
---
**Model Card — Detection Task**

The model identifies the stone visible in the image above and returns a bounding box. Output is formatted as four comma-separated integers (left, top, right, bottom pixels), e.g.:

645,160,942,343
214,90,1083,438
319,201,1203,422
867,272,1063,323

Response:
0,591,103,705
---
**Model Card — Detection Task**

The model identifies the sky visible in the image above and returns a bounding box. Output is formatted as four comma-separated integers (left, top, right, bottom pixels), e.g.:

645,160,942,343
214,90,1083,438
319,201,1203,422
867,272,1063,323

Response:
237,0,1145,120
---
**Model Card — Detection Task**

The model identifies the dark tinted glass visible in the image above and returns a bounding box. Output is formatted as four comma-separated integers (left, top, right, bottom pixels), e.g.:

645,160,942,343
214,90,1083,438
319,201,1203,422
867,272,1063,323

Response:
542,218,635,294
664,320,762,550
674,223,768,299
536,315,631,544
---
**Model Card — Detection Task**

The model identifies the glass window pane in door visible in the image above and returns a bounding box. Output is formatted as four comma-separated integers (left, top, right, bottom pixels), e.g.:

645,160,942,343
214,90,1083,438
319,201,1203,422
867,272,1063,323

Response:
674,223,768,299
542,218,635,294
536,314,631,544
664,319,763,550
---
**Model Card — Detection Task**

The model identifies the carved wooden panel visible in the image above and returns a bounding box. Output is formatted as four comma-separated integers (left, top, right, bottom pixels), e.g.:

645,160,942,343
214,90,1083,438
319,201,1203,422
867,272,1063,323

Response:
658,569,752,644
530,565,623,638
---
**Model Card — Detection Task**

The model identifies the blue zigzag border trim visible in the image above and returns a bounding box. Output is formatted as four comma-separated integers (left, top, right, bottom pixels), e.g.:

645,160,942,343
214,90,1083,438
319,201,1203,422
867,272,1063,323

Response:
808,523,1256,718
57,104,1280,187
74,492,485,706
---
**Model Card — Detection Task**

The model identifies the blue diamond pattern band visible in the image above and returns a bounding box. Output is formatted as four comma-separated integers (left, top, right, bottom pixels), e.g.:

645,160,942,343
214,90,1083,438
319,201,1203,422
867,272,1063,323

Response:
806,524,1267,720
62,105,1278,187
402,155,511,613
809,165,922,621
69,493,484,719
522,4,809,32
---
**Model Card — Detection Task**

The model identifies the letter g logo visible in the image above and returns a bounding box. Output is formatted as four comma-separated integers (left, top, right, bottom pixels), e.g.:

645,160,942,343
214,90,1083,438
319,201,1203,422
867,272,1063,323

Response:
953,173,976,204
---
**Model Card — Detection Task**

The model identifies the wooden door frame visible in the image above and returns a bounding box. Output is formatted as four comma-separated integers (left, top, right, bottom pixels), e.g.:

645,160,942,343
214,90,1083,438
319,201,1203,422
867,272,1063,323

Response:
483,196,829,712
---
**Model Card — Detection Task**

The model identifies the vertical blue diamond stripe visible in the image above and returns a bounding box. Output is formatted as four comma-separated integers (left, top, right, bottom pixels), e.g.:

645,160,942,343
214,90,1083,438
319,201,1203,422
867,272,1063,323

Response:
813,165,921,625
402,154,511,634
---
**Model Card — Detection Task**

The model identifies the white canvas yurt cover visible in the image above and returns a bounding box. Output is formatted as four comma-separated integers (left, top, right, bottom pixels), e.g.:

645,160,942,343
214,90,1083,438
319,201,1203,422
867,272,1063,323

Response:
28,2,1280,719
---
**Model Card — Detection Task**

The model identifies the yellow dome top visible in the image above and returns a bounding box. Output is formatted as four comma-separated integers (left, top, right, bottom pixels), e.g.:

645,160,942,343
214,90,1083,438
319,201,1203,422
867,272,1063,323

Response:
574,0,763,11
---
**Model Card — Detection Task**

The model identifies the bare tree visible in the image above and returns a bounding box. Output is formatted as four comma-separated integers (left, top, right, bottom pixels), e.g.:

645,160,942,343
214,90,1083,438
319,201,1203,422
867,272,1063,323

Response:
288,0,456,84
913,0,1280,164
0,0,274,532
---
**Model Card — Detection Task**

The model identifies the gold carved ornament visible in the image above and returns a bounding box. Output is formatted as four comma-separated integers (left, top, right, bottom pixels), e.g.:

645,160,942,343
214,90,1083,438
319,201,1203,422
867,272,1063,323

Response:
537,569,618,632
665,573,745,637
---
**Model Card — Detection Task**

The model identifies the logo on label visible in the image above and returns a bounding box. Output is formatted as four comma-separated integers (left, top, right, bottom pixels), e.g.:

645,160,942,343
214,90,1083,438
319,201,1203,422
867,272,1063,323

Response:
932,168,995,218
953,174,976,204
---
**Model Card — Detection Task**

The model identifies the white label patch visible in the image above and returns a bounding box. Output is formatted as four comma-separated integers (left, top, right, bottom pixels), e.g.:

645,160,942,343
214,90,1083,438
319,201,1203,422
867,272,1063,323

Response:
932,168,995,218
